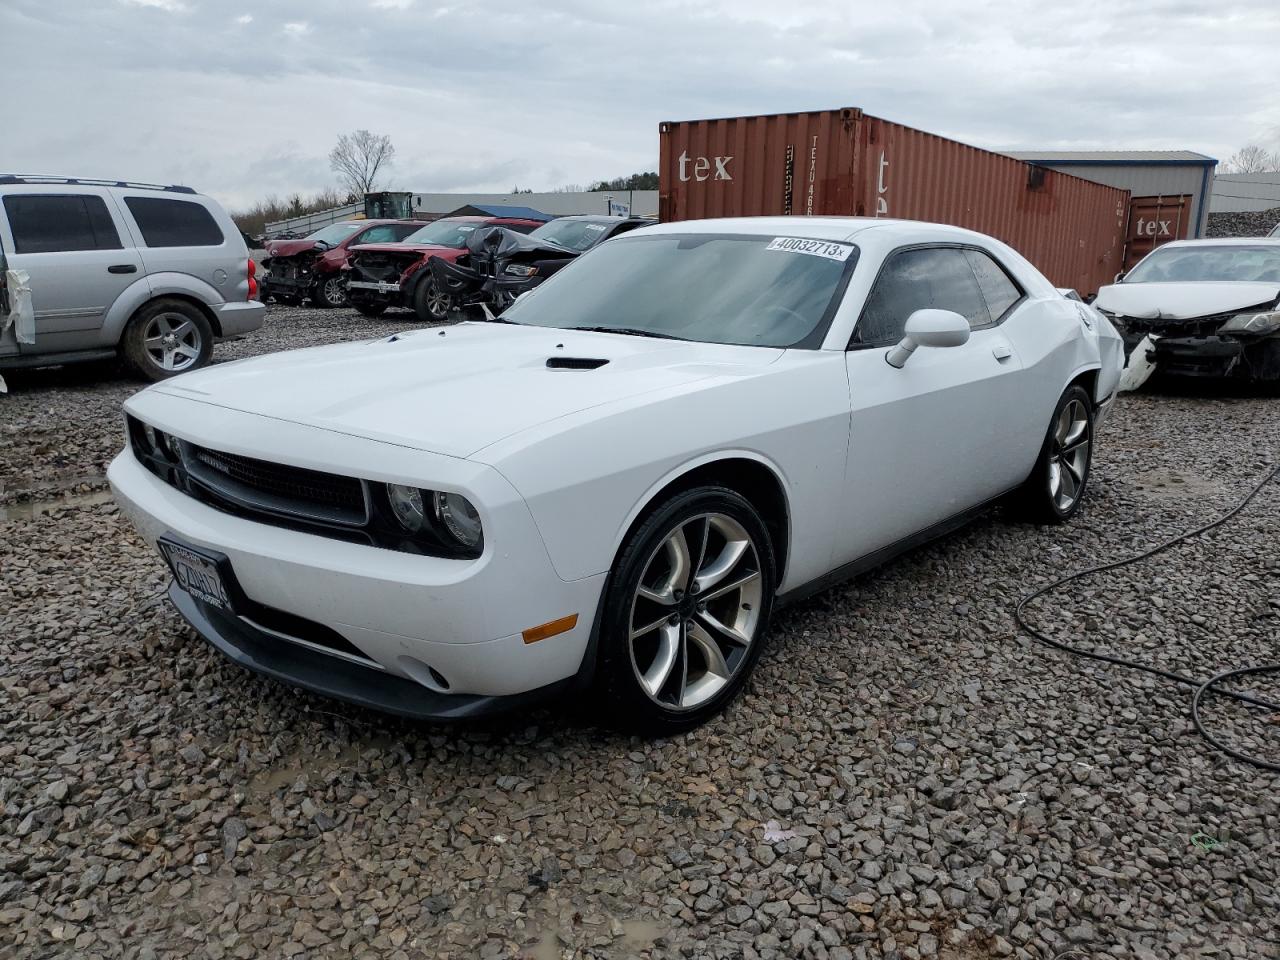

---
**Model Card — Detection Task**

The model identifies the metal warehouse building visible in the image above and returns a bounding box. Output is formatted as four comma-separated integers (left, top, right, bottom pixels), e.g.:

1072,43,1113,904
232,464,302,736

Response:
1004,151,1217,270
1210,173,1280,213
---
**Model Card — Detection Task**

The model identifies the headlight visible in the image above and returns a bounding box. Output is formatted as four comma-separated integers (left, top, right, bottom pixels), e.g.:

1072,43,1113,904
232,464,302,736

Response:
433,492,483,549
1218,310,1280,336
504,264,538,278
386,484,427,533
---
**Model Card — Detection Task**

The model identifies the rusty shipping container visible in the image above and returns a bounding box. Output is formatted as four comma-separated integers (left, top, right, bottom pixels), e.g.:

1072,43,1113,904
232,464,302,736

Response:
659,107,1130,295
1123,194,1192,272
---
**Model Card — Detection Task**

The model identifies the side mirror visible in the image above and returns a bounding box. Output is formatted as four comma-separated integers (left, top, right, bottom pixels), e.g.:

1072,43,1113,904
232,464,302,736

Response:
885,309,970,368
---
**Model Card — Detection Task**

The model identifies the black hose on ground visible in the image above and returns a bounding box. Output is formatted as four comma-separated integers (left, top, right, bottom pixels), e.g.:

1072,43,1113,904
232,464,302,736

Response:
1014,463,1280,774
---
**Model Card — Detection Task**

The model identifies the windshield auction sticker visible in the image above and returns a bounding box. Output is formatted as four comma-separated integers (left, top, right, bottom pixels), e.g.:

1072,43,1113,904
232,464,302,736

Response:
765,237,855,261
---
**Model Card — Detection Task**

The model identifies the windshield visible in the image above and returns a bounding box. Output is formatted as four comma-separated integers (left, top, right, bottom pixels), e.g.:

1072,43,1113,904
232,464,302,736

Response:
499,233,857,348
401,219,482,248
1126,244,1280,283
529,218,613,252
306,222,363,245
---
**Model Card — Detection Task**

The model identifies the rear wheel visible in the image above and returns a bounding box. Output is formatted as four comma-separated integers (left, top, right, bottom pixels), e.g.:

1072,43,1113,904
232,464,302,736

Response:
122,299,213,381
596,486,775,735
311,273,347,309
412,278,451,323
350,296,388,318
1010,384,1094,523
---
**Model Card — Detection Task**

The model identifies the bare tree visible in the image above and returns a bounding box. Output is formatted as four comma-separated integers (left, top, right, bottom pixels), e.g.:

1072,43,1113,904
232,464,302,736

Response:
329,130,396,197
1222,144,1280,174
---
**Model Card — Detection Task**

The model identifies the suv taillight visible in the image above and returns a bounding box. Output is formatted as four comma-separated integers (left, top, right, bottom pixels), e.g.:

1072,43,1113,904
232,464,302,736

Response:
247,258,258,301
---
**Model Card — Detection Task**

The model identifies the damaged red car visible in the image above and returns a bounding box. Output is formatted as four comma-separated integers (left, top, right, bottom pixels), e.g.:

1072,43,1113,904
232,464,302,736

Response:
261,219,427,309
344,214,548,321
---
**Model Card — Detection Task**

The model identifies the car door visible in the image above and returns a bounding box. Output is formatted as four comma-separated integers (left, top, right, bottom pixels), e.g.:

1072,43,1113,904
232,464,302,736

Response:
837,244,1031,563
0,191,143,354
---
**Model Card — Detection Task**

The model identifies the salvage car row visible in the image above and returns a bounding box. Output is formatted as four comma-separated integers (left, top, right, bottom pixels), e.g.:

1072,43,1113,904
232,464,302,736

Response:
261,211,654,321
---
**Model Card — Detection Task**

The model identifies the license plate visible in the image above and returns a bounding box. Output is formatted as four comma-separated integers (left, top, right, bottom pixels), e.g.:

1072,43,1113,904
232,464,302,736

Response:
159,538,233,611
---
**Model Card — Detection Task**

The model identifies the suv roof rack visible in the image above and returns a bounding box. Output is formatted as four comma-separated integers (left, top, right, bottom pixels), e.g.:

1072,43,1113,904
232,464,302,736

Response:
0,175,197,194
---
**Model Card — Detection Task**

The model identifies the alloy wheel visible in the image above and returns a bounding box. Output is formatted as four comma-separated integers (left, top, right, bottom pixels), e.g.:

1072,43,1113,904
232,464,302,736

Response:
143,312,203,373
425,283,451,319
1048,398,1090,512
627,513,763,711
322,275,347,307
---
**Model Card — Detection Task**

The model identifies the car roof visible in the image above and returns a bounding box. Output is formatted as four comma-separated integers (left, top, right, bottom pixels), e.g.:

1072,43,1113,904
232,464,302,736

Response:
637,216,1000,245
1153,237,1280,249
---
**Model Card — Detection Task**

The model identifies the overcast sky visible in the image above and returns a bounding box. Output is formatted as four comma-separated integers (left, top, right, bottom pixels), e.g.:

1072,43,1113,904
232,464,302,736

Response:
5,0,1278,211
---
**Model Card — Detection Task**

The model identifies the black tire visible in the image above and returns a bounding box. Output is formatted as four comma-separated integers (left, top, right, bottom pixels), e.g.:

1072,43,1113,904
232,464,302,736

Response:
412,277,451,323
311,273,347,309
595,486,776,735
350,296,388,319
121,298,214,382
1009,383,1094,524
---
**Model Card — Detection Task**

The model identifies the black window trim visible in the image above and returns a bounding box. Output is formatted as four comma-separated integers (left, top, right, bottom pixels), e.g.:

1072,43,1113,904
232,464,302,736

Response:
847,241,1027,350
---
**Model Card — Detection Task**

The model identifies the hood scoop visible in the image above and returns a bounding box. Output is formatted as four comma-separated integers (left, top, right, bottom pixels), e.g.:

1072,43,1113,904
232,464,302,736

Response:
546,356,609,370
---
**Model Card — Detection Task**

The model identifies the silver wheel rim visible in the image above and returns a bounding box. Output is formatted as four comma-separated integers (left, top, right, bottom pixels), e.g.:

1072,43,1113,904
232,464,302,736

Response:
1048,398,1090,512
323,276,346,306
628,513,763,712
425,284,450,318
143,312,202,372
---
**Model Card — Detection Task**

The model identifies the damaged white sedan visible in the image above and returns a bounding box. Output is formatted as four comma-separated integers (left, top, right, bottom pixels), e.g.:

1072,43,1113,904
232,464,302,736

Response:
1096,238,1280,384
109,217,1122,733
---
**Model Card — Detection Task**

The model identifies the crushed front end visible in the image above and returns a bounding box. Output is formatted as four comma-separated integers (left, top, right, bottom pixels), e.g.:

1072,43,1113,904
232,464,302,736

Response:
1104,307,1280,381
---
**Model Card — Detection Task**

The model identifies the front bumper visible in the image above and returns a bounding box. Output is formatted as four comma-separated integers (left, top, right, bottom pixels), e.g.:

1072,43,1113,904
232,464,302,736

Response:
348,279,401,295
107,413,605,711
1143,334,1280,380
168,584,576,720
211,300,266,337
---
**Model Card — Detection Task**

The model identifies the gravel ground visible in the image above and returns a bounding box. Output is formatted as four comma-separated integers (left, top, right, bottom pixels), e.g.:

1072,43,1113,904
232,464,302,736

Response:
2,307,1279,959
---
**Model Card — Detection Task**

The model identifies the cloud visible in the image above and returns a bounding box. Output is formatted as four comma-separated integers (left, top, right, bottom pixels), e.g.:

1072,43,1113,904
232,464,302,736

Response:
5,0,1280,212
119,0,186,10
235,13,252,25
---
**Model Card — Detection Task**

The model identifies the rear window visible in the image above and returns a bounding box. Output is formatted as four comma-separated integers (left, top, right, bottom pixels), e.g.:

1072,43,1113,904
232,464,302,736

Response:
124,196,224,248
3,194,123,253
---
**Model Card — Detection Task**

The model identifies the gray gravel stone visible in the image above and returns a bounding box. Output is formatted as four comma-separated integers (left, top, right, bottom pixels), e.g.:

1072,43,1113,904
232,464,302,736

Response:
2,305,1279,958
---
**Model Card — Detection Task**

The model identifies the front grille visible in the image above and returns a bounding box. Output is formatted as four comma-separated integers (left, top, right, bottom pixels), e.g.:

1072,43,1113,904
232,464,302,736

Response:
270,258,301,281
185,444,369,528
1114,312,1232,339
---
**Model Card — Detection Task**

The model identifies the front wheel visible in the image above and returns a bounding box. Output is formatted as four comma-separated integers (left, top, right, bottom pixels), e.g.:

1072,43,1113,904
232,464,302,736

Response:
1010,384,1094,523
595,486,776,735
311,273,347,308
412,278,451,323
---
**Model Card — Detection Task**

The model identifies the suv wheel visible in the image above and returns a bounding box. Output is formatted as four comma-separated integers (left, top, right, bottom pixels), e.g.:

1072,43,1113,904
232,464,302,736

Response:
122,299,213,381
412,279,451,323
312,274,347,309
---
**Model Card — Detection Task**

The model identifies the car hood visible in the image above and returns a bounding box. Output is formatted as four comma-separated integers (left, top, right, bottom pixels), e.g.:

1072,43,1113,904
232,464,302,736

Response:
149,323,783,459
1094,281,1280,320
349,242,460,258
265,239,320,258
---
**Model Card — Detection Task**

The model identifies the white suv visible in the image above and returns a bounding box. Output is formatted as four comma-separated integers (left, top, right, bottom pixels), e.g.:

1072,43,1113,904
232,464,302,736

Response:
0,175,265,381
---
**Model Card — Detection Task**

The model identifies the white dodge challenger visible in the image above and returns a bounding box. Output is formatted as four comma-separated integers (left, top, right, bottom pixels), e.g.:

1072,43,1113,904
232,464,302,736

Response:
109,217,1123,733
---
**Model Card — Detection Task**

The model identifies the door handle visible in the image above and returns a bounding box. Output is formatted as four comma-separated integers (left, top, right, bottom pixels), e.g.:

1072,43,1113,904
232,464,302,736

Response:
992,343,1013,361
107,264,138,274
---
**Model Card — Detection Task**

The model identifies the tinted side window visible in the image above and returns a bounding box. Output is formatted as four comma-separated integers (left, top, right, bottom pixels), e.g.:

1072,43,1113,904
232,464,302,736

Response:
856,247,990,343
356,225,400,243
124,197,224,247
964,249,1022,320
3,194,123,253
